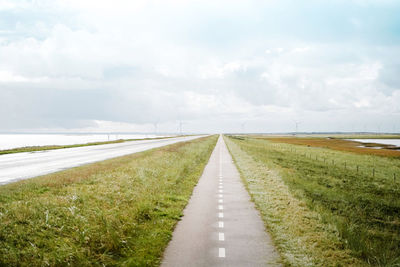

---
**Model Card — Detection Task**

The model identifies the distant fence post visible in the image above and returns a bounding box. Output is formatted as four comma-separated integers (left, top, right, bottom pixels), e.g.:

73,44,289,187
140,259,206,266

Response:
373,168,375,178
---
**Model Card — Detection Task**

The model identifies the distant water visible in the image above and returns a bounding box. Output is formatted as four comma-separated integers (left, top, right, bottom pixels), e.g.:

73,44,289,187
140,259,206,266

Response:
0,134,168,150
349,139,400,147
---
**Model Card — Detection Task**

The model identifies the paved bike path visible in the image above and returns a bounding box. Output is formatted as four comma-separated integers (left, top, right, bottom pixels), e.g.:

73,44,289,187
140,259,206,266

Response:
161,136,281,266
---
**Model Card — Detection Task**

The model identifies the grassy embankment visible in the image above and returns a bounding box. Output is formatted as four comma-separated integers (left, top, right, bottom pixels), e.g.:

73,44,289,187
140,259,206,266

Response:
225,135,400,267
0,136,177,156
0,135,217,266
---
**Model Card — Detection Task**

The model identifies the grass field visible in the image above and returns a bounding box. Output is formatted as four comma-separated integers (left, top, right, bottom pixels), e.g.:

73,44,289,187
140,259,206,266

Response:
0,135,217,266
0,136,177,155
225,135,400,266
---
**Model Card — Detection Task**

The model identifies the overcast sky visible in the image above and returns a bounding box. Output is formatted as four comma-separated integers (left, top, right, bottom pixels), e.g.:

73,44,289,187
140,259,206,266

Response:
1,0,400,133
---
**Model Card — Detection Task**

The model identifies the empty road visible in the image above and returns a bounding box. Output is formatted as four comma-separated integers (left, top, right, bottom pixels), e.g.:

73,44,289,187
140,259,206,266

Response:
162,136,281,266
0,135,203,185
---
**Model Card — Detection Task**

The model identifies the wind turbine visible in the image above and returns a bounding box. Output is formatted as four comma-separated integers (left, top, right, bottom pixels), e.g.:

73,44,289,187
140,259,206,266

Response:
241,122,246,133
153,122,158,134
153,118,159,135
179,120,187,135
294,120,301,135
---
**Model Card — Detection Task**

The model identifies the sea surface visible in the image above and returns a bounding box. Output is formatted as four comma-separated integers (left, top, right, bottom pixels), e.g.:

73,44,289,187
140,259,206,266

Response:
0,134,169,150
349,139,400,147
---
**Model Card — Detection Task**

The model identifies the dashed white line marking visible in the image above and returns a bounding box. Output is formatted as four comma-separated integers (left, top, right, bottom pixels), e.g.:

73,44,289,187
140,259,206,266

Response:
219,221,224,228
218,212,224,218
218,194,223,198
218,199,223,203
219,232,225,241
218,185,223,189
218,190,223,193
218,205,223,210
219,248,225,258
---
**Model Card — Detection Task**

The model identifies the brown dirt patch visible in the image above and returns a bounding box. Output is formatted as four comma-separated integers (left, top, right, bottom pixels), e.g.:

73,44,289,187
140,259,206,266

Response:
256,136,400,158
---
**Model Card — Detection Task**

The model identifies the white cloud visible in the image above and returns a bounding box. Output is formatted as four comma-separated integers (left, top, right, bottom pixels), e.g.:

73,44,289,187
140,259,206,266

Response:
0,0,399,133
354,99,370,108
291,46,311,53
0,0,27,10
198,61,247,79
0,70,48,83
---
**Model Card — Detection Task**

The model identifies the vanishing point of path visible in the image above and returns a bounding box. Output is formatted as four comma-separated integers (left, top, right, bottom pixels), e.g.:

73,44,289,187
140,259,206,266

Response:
162,135,281,267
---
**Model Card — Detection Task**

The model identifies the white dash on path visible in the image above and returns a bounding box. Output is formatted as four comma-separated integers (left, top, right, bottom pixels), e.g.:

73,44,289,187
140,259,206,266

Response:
219,232,225,241
218,212,224,218
218,190,223,193
218,199,223,203
218,194,223,198
219,221,224,228
218,185,223,189
219,248,225,258
218,205,223,210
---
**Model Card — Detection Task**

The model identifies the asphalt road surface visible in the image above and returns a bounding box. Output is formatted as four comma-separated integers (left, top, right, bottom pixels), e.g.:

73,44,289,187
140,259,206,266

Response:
0,135,203,185
162,135,281,267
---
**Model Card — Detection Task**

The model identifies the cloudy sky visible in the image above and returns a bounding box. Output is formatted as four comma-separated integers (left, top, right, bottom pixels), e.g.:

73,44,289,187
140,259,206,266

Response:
1,0,400,133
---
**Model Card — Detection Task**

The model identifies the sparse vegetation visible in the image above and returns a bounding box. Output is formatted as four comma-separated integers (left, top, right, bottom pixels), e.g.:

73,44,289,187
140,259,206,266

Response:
225,135,400,266
0,135,217,266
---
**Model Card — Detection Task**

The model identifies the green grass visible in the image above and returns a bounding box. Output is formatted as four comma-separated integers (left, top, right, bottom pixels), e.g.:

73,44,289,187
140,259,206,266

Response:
0,135,218,266
0,136,177,155
225,135,400,266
